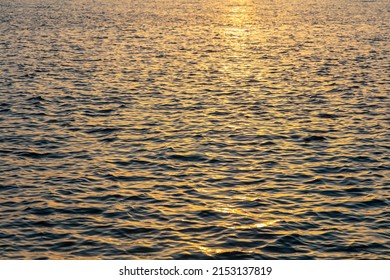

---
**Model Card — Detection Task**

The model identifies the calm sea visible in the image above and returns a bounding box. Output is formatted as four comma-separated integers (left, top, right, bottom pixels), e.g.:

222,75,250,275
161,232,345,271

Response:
0,0,389,259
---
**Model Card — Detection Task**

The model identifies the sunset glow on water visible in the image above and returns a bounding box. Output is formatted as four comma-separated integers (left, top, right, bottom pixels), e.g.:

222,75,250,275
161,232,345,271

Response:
0,0,389,259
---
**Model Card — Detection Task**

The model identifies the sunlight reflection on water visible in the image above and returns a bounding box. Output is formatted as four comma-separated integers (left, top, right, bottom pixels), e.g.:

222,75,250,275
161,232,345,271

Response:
0,0,389,259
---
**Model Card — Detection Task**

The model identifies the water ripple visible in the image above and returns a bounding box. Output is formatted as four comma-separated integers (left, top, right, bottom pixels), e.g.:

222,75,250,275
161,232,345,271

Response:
0,0,389,259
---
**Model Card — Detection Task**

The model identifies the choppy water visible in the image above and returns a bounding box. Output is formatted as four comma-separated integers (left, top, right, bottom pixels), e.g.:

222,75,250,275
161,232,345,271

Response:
0,0,389,259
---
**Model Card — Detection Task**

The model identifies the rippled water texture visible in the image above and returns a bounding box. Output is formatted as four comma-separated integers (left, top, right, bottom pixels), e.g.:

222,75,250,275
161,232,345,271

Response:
0,0,389,259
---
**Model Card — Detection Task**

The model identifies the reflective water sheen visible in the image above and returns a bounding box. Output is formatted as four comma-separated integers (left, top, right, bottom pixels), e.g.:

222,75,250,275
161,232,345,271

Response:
0,0,389,259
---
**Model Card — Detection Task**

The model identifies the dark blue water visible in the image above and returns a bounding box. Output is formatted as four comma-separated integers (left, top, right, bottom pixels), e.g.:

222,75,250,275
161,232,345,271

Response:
0,0,389,259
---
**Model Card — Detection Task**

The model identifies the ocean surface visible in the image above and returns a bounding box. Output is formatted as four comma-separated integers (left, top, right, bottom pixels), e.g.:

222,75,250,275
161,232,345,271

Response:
0,0,389,259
